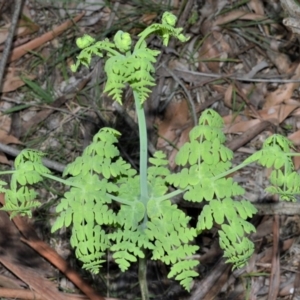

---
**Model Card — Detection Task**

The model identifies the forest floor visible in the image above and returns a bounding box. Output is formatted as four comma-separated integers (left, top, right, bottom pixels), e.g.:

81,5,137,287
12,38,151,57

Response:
0,0,300,299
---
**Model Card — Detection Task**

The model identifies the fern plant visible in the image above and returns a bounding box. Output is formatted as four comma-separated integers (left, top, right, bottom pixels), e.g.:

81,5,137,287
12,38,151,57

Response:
1,11,300,299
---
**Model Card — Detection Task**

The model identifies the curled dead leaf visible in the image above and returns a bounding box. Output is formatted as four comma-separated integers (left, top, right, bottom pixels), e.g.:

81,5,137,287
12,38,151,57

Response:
1,68,36,93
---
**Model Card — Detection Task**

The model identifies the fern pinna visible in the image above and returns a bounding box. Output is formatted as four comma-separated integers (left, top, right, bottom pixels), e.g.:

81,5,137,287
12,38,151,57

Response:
2,11,300,296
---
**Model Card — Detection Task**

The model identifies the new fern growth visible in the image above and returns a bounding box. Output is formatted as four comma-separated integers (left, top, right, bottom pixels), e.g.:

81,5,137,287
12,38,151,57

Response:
2,11,300,296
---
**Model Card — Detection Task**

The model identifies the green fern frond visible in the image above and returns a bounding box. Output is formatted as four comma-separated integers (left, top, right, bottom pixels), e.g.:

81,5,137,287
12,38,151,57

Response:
71,224,110,273
94,202,116,225
63,128,131,180
0,180,7,193
14,149,50,175
146,201,198,257
13,167,43,185
93,127,121,142
146,198,173,219
258,147,293,169
173,110,232,177
285,172,300,190
117,175,140,199
84,140,118,159
109,228,153,271
3,186,39,217
52,176,115,232
144,203,199,291
113,251,138,272
263,134,294,152
254,133,300,201
129,48,160,73
168,259,199,279
71,37,117,72
148,150,169,169
168,260,199,291
197,204,213,230
114,31,132,53
103,46,160,104
218,217,256,269
130,81,156,104
104,55,128,104
140,22,187,47
167,167,200,189
220,231,255,269
15,149,43,166
117,202,146,230
199,109,224,127
233,199,257,220
269,169,300,192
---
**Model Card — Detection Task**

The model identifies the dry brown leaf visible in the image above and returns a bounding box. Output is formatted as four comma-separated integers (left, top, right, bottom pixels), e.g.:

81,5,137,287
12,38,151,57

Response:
198,21,231,73
293,155,300,170
288,130,300,146
224,84,234,108
0,114,22,145
0,18,39,45
224,103,298,133
213,10,267,26
257,104,299,124
0,153,11,166
1,67,36,93
0,114,12,134
211,84,227,94
0,131,22,145
264,63,300,108
249,0,265,15
223,114,243,125
156,99,192,167
17,18,40,38
156,100,190,146
140,13,157,25
248,0,269,34
259,238,294,264
224,118,261,134
267,47,292,73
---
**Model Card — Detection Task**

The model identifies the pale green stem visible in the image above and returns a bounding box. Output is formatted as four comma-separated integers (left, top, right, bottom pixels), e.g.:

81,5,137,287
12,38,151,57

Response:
0,171,15,175
212,159,259,181
133,91,149,300
153,189,185,202
133,91,149,205
135,26,160,50
287,153,300,157
42,173,82,188
138,254,149,300
102,47,120,57
108,195,136,206
42,173,133,206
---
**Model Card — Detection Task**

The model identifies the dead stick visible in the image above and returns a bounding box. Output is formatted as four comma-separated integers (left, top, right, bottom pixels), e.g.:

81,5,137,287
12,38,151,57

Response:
9,11,85,62
0,0,23,90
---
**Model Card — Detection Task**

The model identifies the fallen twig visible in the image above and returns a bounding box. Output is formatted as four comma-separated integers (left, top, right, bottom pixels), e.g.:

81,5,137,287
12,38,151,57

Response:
9,11,85,62
0,0,23,91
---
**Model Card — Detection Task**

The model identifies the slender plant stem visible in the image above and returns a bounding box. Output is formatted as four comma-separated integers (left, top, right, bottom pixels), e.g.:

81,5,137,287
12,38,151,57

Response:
42,173,82,187
212,160,256,181
133,91,149,300
154,188,185,202
0,171,15,176
138,253,149,300
134,91,149,205
42,173,133,205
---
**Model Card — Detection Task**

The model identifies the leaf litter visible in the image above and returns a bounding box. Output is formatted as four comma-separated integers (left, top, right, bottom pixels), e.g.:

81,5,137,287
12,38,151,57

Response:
0,0,300,299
